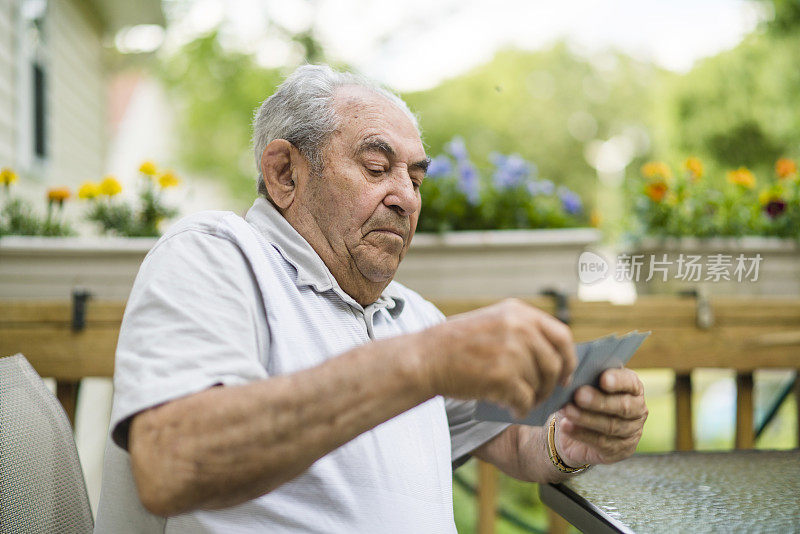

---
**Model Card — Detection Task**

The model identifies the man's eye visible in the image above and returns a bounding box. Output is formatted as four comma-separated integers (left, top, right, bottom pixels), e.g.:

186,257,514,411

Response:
367,166,385,175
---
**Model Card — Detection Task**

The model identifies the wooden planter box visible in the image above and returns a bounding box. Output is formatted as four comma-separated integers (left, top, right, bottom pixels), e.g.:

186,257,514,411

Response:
1,228,602,301
395,228,602,299
0,236,157,300
632,236,800,296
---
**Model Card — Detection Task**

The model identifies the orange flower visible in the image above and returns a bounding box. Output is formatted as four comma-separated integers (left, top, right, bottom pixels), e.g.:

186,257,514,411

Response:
589,209,602,228
47,187,71,204
683,157,703,180
644,180,668,202
775,158,797,179
641,161,672,180
726,167,755,189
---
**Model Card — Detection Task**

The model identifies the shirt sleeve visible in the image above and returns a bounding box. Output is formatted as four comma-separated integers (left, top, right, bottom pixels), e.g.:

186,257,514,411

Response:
109,227,269,450
417,300,512,468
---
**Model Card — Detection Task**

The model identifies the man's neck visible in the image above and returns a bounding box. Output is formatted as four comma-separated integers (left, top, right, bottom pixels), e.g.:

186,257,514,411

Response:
283,208,388,307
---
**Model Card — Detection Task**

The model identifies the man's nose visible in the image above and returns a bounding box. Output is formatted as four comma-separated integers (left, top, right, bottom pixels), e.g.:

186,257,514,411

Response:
383,171,419,216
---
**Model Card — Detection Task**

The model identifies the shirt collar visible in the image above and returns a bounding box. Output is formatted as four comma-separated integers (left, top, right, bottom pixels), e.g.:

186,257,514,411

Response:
244,197,405,317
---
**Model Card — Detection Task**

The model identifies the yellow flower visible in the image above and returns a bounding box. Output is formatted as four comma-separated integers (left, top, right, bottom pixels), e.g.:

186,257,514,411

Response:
683,157,703,180
644,180,668,202
78,181,100,200
726,167,755,189
158,170,180,189
1,167,18,185
47,187,71,203
99,175,123,196
589,209,602,228
665,191,679,206
775,158,797,180
641,161,672,180
139,160,158,176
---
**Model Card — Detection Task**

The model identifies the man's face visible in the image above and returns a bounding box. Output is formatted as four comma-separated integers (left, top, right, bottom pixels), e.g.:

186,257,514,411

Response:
299,87,428,290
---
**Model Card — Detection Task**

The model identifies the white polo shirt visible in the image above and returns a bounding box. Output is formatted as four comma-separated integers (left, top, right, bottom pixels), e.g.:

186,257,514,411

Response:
95,198,510,533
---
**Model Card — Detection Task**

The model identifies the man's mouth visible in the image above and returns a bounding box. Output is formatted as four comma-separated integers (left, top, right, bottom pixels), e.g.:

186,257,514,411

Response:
371,228,405,239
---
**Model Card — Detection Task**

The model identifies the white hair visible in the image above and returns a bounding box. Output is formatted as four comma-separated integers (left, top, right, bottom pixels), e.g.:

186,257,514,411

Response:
252,64,419,198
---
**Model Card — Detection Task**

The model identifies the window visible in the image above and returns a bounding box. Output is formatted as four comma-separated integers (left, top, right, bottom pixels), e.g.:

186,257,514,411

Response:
16,0,49,173
33,61,46,159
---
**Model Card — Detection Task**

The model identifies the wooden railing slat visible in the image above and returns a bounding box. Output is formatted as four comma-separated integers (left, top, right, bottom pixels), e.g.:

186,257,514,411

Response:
674,373,694,451
56,380,80,428
0,300,126,324
477,460,497,534
794,373,800,447
735,373,755,449
1,326,118,378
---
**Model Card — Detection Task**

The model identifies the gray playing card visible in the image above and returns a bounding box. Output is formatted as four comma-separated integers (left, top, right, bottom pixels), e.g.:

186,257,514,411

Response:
475,331,650,426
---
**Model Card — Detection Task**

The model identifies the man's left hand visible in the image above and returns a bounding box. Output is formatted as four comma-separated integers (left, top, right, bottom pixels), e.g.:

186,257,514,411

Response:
555,368,648,466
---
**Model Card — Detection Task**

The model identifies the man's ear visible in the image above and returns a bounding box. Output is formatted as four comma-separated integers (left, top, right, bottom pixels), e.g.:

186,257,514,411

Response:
261,139,299,209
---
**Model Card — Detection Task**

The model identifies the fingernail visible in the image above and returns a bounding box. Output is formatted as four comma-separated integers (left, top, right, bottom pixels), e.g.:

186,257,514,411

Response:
606,374,616,389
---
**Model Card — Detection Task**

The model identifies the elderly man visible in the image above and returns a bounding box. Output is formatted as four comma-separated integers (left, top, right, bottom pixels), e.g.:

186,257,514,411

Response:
95,65,647,533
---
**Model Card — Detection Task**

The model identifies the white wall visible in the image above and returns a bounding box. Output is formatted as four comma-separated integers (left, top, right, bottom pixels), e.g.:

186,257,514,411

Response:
0,0,18,167
47,0,107,187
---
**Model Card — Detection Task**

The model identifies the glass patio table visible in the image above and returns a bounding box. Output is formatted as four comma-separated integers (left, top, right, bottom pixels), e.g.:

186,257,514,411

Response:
539,450,800,533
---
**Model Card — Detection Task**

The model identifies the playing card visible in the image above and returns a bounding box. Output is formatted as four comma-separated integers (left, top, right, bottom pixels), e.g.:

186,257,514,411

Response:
475,331,650,426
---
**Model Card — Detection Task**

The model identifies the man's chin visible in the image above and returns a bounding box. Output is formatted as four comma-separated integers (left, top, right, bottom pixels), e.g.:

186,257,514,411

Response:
355,256,400,284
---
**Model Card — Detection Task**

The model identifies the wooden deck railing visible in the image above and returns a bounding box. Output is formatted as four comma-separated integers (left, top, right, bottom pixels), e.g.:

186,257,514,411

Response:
2,296,799,533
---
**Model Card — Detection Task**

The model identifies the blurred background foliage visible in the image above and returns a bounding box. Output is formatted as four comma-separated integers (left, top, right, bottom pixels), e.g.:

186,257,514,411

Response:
153,0,800,233
157,32,285,201
404,44,659,196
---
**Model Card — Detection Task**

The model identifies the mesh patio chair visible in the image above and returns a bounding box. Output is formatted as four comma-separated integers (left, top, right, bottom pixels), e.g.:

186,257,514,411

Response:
0,353,94,533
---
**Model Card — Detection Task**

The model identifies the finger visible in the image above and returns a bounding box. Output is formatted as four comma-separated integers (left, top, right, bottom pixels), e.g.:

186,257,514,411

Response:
513,337,541,395
527,330,563,404
574,386,648,420
563,403,643,438
494,378,535,419
599,368,644,395
560,417,639,463
539,315,577,386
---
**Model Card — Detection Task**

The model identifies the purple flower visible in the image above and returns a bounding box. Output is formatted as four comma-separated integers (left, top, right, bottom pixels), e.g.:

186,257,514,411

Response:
492,153,531,189
764,199,787,218
445,137,469,162
527,179,554,196
458,161,480,204
489,152,507,168
426,155,452,178
558,186,582,214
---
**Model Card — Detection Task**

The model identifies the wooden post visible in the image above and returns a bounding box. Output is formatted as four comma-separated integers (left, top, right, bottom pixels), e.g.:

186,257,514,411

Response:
547,508,569,534
476,460,497,534
56,379,80,429
735,372,755,449
674,372,694,451
795,372,800,447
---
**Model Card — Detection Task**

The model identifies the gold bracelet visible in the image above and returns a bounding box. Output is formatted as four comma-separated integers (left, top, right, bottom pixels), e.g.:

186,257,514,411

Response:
547,415,590,474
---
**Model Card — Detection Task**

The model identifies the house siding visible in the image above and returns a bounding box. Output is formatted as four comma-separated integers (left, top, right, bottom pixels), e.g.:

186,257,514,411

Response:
46,0,107,186
0,0,17,166
0,0,106,184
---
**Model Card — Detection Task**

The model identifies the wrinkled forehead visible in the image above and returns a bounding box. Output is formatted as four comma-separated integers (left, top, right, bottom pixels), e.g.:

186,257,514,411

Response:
331,86,423,151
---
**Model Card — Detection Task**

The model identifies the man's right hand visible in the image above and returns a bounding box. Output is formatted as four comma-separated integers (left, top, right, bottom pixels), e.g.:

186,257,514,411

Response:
417,298,577,418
